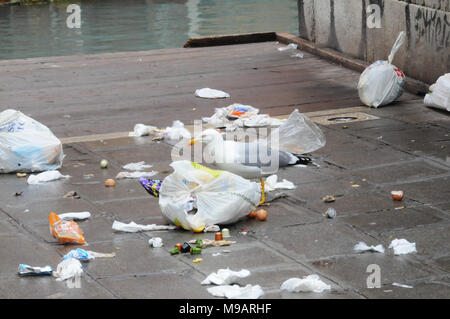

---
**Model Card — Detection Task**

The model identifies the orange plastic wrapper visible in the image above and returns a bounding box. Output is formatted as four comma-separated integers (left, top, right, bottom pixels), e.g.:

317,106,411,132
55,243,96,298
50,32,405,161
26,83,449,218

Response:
49,212,86,244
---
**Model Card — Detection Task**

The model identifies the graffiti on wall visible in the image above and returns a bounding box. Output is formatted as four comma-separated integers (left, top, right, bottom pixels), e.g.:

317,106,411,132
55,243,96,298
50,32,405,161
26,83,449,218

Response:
414,7,449,51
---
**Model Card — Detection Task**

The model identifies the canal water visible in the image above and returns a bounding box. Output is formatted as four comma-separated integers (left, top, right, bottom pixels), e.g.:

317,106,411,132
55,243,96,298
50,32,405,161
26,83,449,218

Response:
0,0,298,60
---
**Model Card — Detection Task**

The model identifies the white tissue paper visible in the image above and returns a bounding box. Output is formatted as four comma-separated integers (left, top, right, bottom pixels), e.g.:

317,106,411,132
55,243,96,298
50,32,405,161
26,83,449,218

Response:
122,161,153,171
112,220,176,232
264,175,296,192
207,284,264,299
280,275,331,293
115,171,158,179
58,212,91,220
389,238,417,255
148,237,163,248
201,268,251,286
195,88,230,99
130,124,157,137
354,242,385,253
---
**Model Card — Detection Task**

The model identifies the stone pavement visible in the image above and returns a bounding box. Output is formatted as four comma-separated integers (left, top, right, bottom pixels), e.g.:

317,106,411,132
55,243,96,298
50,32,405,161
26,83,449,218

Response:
0,41,449,299
1,99,449,299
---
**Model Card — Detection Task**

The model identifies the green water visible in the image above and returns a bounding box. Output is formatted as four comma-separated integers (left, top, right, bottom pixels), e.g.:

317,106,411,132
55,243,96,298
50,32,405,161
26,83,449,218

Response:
0,0,298,59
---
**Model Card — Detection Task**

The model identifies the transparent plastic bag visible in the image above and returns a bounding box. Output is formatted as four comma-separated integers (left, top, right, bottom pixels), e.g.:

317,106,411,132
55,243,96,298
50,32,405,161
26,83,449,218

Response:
159,161,261,232
0,109,64,173
267,109,326,154
357,32,406,108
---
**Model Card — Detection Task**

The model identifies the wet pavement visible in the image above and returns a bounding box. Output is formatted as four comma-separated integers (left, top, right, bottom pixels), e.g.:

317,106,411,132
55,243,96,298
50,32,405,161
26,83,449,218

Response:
0,42,449,299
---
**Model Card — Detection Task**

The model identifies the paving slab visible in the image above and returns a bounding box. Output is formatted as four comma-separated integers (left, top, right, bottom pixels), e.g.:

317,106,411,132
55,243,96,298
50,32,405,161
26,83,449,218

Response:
308,254,438,291
341,206,448,235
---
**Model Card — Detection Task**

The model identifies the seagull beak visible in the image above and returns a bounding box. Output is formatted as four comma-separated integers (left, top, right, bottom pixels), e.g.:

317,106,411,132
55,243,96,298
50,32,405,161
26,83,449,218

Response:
188,138,199,146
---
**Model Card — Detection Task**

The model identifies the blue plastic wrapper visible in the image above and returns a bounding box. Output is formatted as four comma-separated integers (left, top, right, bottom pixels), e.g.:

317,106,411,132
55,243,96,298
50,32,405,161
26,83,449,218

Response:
18,264,53,276
63,248,91,261
139,177,162,197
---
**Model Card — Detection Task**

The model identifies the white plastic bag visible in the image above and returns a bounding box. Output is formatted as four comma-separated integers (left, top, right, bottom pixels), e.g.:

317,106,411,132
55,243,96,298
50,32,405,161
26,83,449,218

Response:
358,32,406,108
267,109,326,154
159,161,261,232
424,73,450,112
0,109,64,173
27,170,70,185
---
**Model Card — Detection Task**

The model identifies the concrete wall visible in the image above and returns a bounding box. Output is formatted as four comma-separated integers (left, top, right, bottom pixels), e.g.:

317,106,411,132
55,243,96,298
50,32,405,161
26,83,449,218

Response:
298,0,449,84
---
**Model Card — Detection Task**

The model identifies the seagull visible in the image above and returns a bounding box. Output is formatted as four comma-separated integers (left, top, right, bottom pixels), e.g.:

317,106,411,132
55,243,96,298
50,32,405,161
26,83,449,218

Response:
188,129,310,205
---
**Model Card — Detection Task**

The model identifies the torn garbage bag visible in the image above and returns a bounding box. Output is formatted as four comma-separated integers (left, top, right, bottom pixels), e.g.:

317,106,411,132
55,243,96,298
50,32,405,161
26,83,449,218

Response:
159,161,261,232
357,32,406,108
0,109,64,173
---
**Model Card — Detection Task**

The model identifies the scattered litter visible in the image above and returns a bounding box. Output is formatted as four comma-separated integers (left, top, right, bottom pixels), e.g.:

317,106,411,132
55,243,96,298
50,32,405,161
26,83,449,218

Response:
193,258,203,263
104,178,116,187
188,238,236,248
123,161,153,171
354,242,385,253
280,275,331,293
290,52,304,59
277,43,297,51
221,228,231,238
112,220,176,232
240,230,248,235
49,212,86,245
389,238,417,255
58,212,91,221
352,184,360,188
140,178,162,197
424,73,450,112
64,248,115,260
24,209,29,213
63,191,80,199
157,120,191,141
27,171,69,185
18,264,53,276
215,232,223,241
325,207,336,219
16,172,27,178
392,282,413,289
358,32,406,108
265,175,296,191
159,161,261,232
195,88,230,99
267,109,326,154
391,190,404,201
148,237,163,248
202,103,260,128
14,191,23,197
322,195,336,203
53,258,83,281
116,171,158,179
207,284,264,299
0,109,64,173
395,206,405,210
129,124,157,137
204,225,221,232
202,268,251,285
100,159,108,168
255,209,268,221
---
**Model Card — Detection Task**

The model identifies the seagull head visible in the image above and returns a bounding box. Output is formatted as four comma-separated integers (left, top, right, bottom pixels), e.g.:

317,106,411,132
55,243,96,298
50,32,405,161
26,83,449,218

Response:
188,129,222,146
